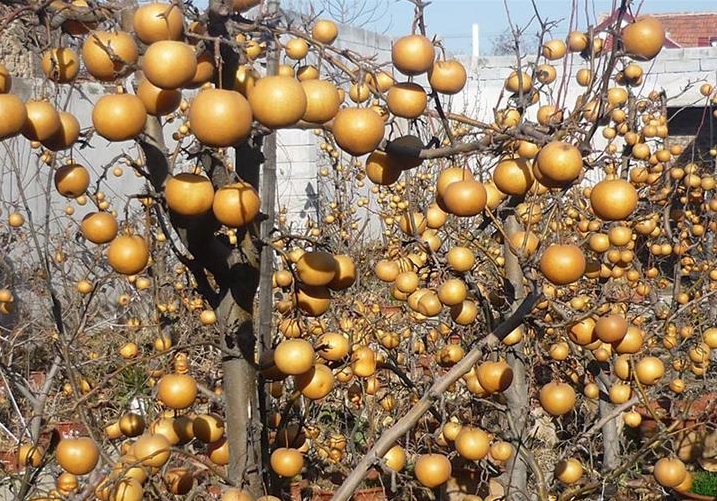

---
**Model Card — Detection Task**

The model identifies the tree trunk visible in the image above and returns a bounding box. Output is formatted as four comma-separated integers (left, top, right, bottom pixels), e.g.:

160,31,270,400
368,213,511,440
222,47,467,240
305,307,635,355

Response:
218,290,262,493
597,398,620,498
140,118,266,493
502,216,529,498
256,0,280,492
599,399,620,468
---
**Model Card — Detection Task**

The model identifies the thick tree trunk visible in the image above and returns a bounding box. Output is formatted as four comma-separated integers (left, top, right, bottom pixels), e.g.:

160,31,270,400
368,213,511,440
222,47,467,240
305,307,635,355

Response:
502,216,529,499
503,343,529,497
256,1,280,492
599,399,620,470
218,292,261,492
126,0,271,493
141,117,266,492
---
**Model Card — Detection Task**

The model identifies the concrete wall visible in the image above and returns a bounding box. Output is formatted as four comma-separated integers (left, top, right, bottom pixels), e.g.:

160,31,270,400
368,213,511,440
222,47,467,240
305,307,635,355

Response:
457,46,717,116
3,39,714,249
0,21,394,240
0,79,146,232
443,46,717,187
274,23,393,236
332,24,393,61
276,128,320,224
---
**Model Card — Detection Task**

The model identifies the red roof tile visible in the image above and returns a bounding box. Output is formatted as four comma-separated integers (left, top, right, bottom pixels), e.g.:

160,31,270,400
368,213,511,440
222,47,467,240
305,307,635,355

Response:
597,10,717,48
653,13,717,47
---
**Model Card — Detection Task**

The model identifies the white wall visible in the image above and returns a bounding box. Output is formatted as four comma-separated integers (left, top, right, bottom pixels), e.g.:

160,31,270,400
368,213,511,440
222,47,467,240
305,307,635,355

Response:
5,38,713,251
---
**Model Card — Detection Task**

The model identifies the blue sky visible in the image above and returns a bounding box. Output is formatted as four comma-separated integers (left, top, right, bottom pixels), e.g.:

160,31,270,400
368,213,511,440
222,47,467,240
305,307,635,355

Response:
358,0,717,55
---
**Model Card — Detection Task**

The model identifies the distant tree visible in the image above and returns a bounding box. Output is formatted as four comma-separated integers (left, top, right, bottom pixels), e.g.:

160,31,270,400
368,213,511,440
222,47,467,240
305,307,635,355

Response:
491,27,539,56
287,0,391,30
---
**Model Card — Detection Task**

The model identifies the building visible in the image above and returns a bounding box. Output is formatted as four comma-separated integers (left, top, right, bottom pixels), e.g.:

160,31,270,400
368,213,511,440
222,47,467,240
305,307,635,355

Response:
596,10,717,48
591,10,717,166
652,12,717,48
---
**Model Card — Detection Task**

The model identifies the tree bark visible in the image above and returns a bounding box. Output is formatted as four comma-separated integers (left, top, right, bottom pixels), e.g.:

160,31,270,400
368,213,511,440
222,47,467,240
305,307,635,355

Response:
599,399,620,471
217,283,261,493
256,0,280,492
502,216,529,499
138,2,267,492
140,118,265,492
